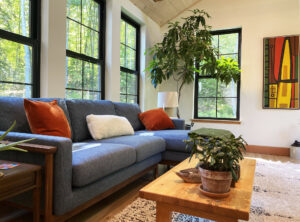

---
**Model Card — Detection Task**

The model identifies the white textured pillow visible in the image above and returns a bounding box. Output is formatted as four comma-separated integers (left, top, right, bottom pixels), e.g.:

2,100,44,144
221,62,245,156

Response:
86,114,134,140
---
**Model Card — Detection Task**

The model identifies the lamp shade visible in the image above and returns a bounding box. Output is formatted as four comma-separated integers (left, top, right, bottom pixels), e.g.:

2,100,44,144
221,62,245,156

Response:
157,92,178,108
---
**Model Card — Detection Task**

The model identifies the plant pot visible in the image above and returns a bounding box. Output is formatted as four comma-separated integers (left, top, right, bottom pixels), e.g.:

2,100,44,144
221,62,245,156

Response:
199,167,232,194
231,165,241,187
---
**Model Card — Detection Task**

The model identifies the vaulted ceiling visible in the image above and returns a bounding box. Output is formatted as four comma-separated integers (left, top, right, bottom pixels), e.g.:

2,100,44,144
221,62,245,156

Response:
130,0,202,27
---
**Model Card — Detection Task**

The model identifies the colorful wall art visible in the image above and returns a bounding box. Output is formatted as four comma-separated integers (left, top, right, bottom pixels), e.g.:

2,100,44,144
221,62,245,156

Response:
263,35,300,109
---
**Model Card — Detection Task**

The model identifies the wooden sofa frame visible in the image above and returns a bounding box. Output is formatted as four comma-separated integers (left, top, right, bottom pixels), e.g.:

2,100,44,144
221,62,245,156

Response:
3,142,169,222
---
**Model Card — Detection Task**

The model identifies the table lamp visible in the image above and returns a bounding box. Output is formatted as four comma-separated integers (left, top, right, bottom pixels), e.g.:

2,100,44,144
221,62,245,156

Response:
157,92,178,117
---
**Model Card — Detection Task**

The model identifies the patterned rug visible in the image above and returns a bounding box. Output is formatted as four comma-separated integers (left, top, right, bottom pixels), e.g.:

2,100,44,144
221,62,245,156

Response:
109,158,300,222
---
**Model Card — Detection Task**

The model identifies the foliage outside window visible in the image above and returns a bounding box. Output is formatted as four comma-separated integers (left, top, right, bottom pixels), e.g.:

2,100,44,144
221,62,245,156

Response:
66,0,105,100
120,14,140,104
195,29,241,120
0,0,40,98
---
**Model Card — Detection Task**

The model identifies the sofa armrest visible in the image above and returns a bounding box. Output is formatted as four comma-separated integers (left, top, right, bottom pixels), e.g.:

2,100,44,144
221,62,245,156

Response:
0,131,73,216
171,118,185,130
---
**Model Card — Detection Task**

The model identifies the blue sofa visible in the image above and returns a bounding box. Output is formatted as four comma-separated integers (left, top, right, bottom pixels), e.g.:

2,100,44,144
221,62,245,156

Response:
0,97,190,220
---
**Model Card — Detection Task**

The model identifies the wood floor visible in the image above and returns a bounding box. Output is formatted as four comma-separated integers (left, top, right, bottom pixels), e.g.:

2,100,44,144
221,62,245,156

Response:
0,154,298,222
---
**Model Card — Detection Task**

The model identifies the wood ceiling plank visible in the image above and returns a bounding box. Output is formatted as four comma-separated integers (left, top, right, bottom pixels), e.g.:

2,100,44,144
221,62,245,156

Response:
129,0,202,27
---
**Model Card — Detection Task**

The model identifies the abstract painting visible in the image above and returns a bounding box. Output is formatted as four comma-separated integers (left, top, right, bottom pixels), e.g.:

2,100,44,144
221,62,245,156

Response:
263,35,300,109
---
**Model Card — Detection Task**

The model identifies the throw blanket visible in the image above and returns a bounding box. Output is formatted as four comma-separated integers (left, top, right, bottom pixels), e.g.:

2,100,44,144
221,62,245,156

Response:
188,127,234,140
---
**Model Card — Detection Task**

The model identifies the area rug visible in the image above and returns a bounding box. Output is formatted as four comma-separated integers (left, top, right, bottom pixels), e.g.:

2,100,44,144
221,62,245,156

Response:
109,158,300,222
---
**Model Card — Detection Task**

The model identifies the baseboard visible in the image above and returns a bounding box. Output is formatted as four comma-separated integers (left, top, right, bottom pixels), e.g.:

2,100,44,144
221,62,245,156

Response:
246,145,290,156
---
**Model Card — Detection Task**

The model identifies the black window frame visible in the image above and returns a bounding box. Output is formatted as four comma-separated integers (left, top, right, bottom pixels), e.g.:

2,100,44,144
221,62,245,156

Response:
0,0,41,98
66,0,106,100
120,13,140,104
194,28,241,120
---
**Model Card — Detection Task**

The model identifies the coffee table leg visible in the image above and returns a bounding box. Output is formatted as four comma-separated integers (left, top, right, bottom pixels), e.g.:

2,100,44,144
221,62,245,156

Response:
156,202,172,222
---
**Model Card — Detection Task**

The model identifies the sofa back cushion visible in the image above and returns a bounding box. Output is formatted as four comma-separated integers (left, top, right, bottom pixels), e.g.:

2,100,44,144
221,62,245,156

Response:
0,97,71,134
113,102,144,131
66,99,116,142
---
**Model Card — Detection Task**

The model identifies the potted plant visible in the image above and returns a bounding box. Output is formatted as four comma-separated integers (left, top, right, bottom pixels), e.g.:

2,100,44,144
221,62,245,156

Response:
185,132,247,194
145,9,241,118
0,121,35,178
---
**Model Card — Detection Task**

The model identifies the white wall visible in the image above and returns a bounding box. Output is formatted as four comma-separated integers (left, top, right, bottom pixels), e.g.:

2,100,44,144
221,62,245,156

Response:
159,0,300,147
40,0,67,98
40,0,162,111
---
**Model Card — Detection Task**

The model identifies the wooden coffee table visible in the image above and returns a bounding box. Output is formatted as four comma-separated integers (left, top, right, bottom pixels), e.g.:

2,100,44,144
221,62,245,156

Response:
139,157,256,222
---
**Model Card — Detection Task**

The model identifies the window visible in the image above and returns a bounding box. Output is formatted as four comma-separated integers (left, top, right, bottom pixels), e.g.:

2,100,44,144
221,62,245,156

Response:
66,0,105,100
194,28,241,120
120,13,140,104
0,0,40,97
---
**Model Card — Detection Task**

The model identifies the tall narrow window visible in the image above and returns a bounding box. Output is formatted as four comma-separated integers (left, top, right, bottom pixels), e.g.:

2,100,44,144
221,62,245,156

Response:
194,28,241,120
66,0,105,100
0,0,40,97
120,13,140,104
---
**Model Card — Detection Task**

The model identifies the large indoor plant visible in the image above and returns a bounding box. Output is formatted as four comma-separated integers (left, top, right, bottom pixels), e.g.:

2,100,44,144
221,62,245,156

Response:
0,121,34,178
145,9,240,118
185,130,247,194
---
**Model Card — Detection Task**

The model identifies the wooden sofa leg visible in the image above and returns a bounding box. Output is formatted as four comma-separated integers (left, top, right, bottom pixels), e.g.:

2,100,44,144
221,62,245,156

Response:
44,153,54,222
154,165,159,178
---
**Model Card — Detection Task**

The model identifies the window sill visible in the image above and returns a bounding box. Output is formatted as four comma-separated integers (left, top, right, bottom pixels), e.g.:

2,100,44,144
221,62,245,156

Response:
191,119,241,125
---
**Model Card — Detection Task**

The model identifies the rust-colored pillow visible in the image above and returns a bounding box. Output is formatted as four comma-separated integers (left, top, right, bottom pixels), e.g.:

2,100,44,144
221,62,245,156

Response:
24,99,71,138
138,108,175,131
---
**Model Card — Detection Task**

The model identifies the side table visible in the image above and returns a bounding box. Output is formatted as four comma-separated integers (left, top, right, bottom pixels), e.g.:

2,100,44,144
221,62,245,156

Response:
0,160,42,222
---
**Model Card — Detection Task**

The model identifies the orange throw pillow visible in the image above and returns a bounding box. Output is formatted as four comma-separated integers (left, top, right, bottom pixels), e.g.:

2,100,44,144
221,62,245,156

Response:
24,99,71,138
138,108,175,131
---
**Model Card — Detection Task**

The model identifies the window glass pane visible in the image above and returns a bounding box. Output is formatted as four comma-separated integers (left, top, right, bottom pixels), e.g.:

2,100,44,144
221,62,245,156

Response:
120,72,127,94
126,47,136,70
84,62,99,91
0,83,31,97
198,78,217,97
127,95,137,104
217,98,237,118
127,74,137,95
217,80,237,97
120,94,127,103
212,35,218,49
66,0,81,22
219,33,239,54
66,89,82,99
121,20,126,44
66,57,82,89
82,0,99,31
120,44,126,67
198,98,216,118
0,38,32,84
126,24,136,49
0,0,30,37
66,19,81,53
83,91,100,100
82,26,99,58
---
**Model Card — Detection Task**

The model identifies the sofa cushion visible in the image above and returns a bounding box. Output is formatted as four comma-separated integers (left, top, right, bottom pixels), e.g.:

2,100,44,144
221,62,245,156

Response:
113,102,144,131
24,99,71,138
135,130,191,153
86,135,165,162
138,108,175,131
86,114,134,140
66,99,116,142
72,142,136,187
0,97,71,134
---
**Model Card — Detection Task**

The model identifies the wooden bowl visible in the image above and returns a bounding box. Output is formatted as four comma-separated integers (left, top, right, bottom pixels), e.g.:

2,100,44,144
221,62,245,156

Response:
175,168,202,183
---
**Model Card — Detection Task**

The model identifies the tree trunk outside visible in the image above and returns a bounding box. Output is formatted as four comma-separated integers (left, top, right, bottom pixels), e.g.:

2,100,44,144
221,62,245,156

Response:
21,0,31,97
